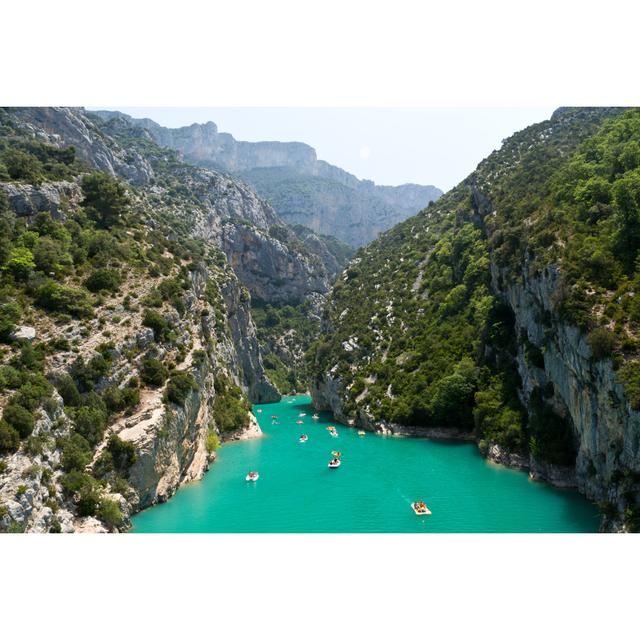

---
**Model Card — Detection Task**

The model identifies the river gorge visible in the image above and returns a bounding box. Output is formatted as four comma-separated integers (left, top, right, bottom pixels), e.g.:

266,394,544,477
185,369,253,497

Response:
131,395,600,533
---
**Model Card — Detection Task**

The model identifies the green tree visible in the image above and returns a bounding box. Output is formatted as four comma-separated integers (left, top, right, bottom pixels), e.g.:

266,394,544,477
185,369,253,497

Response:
81,173,130,228
612,171,640,271
3,404,35,438
4,246,36,280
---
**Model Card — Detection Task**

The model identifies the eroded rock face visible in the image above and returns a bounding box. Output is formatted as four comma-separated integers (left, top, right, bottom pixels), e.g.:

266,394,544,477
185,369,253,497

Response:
9,107,154,186
0,392,99,533
0,180,82,218
221,222,329,305
495,257,640,513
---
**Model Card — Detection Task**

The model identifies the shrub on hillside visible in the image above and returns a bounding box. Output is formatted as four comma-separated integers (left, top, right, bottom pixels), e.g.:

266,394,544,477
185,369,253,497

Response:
61,433,93,472
140,358,168,387
35,280,93,318
84,268,121,293
98,498,123,529
142,309,173,342
165,371,197,407
2,404,35,438
587,327,617,360
0,420,20,453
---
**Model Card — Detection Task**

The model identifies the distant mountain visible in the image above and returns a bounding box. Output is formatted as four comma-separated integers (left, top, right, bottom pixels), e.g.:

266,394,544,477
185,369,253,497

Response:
91,111,442,247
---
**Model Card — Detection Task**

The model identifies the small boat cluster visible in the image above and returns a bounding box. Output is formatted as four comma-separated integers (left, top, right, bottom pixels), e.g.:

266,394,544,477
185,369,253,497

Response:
247,401,432,517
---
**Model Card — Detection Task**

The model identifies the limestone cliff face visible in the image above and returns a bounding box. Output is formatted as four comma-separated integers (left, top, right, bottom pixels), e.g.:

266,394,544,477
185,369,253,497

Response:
11,107,154,186
0,180,83,218
90,110,443,248
494,256,640,521
221,222,329,305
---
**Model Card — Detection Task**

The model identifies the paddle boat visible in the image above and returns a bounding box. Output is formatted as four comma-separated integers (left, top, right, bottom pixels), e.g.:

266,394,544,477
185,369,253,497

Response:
246,471,260,481
298,412,306,417
299,434,308,443
328,458,341,469
271,415,278,420
358,430,366,436
296,419,304,424
411,501,431,516
331,451,341,457
330,430,339,438
312,414,320,420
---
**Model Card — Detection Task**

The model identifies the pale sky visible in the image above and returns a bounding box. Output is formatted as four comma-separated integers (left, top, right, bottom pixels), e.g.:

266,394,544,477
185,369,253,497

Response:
91,107,553,192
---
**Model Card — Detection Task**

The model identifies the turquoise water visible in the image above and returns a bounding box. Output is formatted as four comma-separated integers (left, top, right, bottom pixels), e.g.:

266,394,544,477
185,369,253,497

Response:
131,395,601,533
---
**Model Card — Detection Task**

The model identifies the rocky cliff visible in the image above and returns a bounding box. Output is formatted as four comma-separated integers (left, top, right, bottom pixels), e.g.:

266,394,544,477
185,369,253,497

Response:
0,106,335,532
91,110,442,247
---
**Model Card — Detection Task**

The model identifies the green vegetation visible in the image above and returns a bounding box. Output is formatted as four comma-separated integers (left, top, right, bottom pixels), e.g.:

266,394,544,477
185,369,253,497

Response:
206,429,221,453
81,173,130,229
212,374,251,432
0,420,20,453
0,135,82,185
84,268,121,293
165,370,197,407
310,107,629,467
251,300,320,394
98,498,124,530
140,358,168,386
142,309,175,342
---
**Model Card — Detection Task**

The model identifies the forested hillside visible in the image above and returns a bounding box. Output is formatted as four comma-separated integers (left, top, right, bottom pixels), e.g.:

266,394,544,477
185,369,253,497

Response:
310,107,640,530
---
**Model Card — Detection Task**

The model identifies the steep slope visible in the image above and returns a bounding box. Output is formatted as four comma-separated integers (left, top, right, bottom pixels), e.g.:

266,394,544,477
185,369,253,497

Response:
0,106,333,532
91,111,442,247
310,107,640,531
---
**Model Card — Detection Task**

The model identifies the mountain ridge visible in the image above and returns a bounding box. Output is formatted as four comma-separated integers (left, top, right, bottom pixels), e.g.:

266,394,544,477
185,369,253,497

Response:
91,110,443,247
